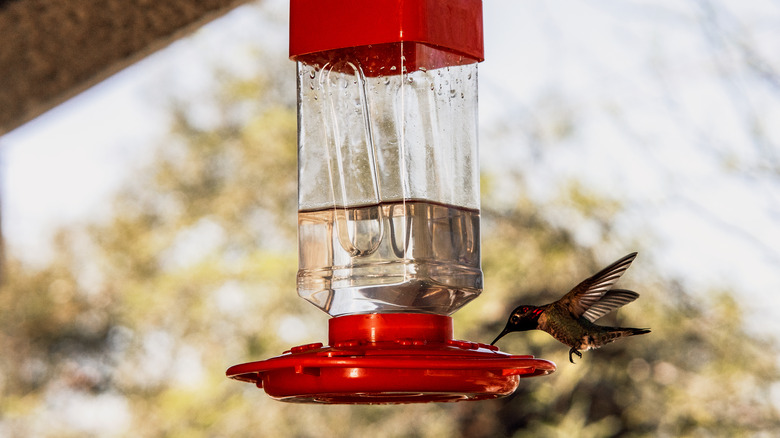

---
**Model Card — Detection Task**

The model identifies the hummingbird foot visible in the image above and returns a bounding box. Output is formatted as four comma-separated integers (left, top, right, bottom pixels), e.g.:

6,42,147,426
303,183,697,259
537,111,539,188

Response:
568,347,582,364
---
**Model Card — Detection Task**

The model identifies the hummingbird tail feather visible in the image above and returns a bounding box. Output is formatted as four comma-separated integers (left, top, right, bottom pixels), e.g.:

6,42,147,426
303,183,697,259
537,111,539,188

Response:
598,327,650,345
628,328,651,336
611,327,650,342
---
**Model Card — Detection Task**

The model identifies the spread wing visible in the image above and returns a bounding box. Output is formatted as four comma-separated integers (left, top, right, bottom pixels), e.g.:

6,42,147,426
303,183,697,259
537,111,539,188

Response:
581,289,639,322
557,252,638,319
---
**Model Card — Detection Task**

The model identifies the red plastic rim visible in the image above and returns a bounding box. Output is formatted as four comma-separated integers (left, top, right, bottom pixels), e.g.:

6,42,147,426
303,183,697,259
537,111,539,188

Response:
227,314,556,404
290,0,484,62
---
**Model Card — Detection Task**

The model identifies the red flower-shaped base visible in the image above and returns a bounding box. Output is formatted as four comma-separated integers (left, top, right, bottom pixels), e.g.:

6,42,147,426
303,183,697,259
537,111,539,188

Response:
227,313,555,404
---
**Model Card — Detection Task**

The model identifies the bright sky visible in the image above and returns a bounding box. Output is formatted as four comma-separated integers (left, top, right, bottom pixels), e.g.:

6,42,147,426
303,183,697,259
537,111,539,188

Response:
479,0,780,328
1,0,779,333
1,58,167,254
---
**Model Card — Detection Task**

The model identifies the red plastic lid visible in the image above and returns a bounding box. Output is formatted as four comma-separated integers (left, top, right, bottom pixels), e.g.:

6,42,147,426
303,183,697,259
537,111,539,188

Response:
227,314,555,404
289,0,484,62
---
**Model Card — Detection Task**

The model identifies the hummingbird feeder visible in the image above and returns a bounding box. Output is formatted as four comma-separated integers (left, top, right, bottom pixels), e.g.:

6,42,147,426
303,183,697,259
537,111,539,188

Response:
226,0,555,403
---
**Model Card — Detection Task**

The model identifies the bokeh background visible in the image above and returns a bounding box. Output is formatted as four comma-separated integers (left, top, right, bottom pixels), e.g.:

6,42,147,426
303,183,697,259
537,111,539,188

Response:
2,0,780,436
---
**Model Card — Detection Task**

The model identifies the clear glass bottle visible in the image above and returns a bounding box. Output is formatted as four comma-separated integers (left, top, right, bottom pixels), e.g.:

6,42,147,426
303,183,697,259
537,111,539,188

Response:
295,41,483,317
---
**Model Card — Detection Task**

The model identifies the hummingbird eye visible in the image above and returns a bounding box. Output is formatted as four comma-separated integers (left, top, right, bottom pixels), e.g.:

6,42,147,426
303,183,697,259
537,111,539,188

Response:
510,314,520,324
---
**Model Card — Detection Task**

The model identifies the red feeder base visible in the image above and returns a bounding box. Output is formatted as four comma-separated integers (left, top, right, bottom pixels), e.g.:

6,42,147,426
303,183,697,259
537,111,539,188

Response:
227,313,556,404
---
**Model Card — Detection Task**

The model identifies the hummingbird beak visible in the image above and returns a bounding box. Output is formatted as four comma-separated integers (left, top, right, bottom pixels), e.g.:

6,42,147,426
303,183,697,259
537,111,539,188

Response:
490,327,511,346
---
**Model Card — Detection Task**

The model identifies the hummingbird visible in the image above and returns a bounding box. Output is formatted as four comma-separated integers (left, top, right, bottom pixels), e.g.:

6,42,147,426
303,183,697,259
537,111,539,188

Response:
491,252,650,364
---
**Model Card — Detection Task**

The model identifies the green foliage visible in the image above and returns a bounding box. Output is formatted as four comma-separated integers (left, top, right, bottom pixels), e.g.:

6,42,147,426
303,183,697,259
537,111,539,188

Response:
1,38,779,438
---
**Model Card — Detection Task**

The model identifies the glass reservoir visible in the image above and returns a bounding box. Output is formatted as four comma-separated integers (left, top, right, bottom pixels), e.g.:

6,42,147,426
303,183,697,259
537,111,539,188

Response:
296,43,482,316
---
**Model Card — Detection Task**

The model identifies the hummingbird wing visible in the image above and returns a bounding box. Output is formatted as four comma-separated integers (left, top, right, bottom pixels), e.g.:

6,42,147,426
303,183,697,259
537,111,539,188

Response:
581,289,639,322
557,252,638,319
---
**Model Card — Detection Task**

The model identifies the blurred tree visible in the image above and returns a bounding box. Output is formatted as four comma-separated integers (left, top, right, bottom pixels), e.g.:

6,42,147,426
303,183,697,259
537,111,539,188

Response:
455,185,780,436
1,2,780,437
